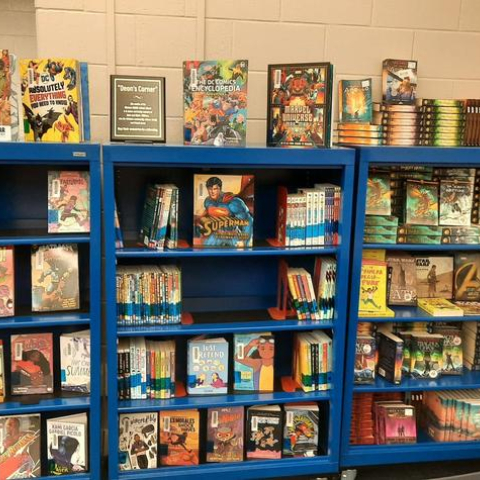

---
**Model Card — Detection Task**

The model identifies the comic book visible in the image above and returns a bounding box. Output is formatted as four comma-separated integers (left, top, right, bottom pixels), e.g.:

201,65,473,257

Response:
415,256,453,299
283,404,319,457
454,253,480,302
386,253,417,306
31,244,80,312
193,174,254,248
0,49,11,141
366,174,391,216
10,333,53,395
48,171,90,233
405,180,439,226
0,246,14,317
245,405,282,460
118,412,158,470
439,180,473,226
183,60,248,146
267,62,333,147
60,330,90,393
159,409,200,466
0,414,41,478
206,407,244,463
20,58,83,142
47,413,88,475
338,79,372,123
382,59,418,105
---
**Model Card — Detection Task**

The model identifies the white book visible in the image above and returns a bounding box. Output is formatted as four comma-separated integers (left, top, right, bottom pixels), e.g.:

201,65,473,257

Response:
60,330,90,393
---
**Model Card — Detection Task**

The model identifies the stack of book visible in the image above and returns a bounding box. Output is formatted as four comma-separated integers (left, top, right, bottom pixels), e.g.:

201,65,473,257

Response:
287,267,322,320
465,100,480,146
374,401,417,444
463,322,480,371
373,103,420,146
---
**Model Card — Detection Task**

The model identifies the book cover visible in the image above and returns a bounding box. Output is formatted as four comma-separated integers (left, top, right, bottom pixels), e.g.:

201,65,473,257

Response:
11,333,53,395
339,79,372,123
405,180,439,226
382,59,418,105
416,256,453,299
358,260,389,315
366,174,391,216
453,301,480,315
183,60,248,146
48,171,90,233
187,337,229,395
60,330,90,393
410,333,444,379
159,409,199,466
246,405,282,460
432,326,463,375
354,335,376,384
206,407,244,463
377,330,403,384
0,341,4,402
454,253,480,302
0,246,14,318
193,174,254,248
417,298,464,317
47,413,88,475
381,405,416,444
20,58,83,142
439,180,473,226
267,62,333,148
386,253,417,306
7,53,25,142
0,414,41,478
283,404,319,457
0,49,11,141
31,244,80,312
118,412,158,470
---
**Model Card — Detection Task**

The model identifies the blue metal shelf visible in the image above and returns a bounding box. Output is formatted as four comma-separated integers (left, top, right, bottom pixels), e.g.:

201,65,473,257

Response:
43,474,91,480
0,312,90,329
0,396,90,415
364,243,480,251
0,234,90,246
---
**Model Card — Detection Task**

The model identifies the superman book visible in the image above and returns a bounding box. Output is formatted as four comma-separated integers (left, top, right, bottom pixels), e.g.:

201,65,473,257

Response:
267,62,333,148
382,59,418,105
0,246,14,318
183,60,248,146
405,180,439,226
193,174,254,248
339,79,372,123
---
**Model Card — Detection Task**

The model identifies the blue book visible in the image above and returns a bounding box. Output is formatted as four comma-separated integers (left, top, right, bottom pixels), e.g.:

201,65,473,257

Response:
80,62,91,141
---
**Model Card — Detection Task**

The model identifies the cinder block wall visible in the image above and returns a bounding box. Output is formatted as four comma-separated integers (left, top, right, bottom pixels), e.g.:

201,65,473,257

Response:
26,0,480,143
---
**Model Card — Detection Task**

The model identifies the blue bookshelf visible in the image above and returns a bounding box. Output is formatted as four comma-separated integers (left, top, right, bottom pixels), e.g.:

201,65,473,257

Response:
341,146,480,469
104,144,355,480
0,143,101,479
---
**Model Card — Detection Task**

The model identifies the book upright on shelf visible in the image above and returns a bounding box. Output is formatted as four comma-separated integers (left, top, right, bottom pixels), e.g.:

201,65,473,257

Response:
0,246,14,317
60,330,90,393
246,405,282,460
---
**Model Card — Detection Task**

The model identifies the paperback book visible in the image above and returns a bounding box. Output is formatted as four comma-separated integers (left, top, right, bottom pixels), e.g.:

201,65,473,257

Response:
0,341,4,402
405,180,439,226
0,246,14,317
439,180,473,226
409,333,444,379
366,174,391,216
60,330,90,393
354,335,376,384
338,79,373,123
283,404,319,457
454,253,480,302
415,256,453,299
382,59,418,105
246,405,282,460
386,253,417,306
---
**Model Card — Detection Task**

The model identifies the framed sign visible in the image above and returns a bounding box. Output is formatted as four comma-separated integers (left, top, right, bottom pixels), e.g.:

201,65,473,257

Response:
110,75,166,142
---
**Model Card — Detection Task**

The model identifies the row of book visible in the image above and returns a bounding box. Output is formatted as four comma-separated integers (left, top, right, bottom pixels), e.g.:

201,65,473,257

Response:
0,412,89,477
0,331,90,399
119,403,321,469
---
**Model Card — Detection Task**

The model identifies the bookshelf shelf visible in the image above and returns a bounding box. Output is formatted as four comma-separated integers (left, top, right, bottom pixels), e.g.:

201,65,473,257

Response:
0,312,91,330
104,144,355,480
0,396,91,415
364,243,480,252
0,234,90,246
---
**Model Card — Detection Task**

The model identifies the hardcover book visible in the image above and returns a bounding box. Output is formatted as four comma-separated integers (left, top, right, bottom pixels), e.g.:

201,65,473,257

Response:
376,330,403,384
233,333,274,392
47,413,88,475
454,253,480,302
382,59,418,105
206,406,244,463
183,60,248,146
193,174,254,248
48,171,90,233
415,256,453,299
386,253,417,306
405,180,439,226
283,404,319,457
409,333,444,379
118,412,158,471
378,404,416,444
339,79,372,123
439,180,473,226
267,62,333,148
0,414,41,478
246,405,282,460
0,246,14,317
60,330,90,393
31,244,80,312
366,174,391,216
11,333,53,395
159,409,200,466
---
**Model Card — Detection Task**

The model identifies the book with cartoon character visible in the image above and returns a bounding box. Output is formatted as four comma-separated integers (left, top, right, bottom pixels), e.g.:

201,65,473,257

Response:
283,404,319,457
0,246,14,318
246,405,282,460
60,330,90,393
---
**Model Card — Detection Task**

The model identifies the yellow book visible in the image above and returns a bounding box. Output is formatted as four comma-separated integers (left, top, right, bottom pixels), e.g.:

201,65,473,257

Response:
358,260,390,316
417,298,464,317
358,306,395,318
362,249,386,261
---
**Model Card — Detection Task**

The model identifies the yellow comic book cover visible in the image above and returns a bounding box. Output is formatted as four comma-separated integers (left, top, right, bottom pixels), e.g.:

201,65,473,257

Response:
20,58,82,142
358,260,390,316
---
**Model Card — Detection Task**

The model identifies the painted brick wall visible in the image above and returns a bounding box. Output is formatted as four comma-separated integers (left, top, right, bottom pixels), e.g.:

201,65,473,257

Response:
29,0,480,143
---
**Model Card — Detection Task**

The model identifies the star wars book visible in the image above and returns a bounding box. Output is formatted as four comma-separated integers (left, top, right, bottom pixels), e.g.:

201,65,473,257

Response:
183,60,248,146
60,330,90,393
206,407,244,463
0,414,41,478
47,413,88,475
366,174,391,216
439,180,473,226
20,58,83,142
339,79,372,123
11,333,53,395
283,404,319,457
267,62,334,148
118,412,158,471
31,244,80,312
48,171,90,233
386,253,417,306
193,174,254,248
455,253,480,302
159,409,200,466
405,180,439,226
415,256,453,299
409,333,444,379
0,246,14,318
382,59,418,105
246,405,282,460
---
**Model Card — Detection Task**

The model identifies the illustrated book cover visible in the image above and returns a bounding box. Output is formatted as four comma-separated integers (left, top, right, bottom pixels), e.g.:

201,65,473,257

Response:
377,404,416,444
338,78,372,123
409,333,444,379
439,180,473,226
60,330,90,393
454,253,480,302
405,180,439,226
377,330,403,384
366,174,391,216
283,404,319,457
354,335,376,384
415,256,453,299
0,246,14,318
246,405,282,460
0,341,4,402
382,59,418,105
386,253,417,306
0,49,11,141
358,260,390,316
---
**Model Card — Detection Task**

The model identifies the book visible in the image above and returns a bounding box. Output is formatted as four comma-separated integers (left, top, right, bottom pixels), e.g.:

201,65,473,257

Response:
193,174,254,248
118,412,158,470
233,333,274,392
246,405,282,460
431,325,463,375
60,330,90,393
267,62,334,147
454,301,480,316
415,256,453,299
366,174,391,216
382,59,418,105
187,337,229,395
206,407,244,463
454,253,480,302
405,180,439,226
48,171,90,233
31,244,80,312
439,180,473,226
354,335,376,384
0,414,41,478
159,409,200,466
47,413,88,475
417,298,464,317
20,58,83,142
358,260,390,316
6,53,24,142
376,330,403,384
386,253,417,306
283,404,319,457
0,246,14,317
338,79,372,123
11,333,53,395
376,403,416,444
0,341,3,402
0,50,11,141
410,333,444,379
183,60,248,146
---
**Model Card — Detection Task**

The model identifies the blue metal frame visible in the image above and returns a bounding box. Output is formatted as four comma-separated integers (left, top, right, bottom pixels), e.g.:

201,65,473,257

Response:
341,146,480,469
0,142,101,480
104,144,355,480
